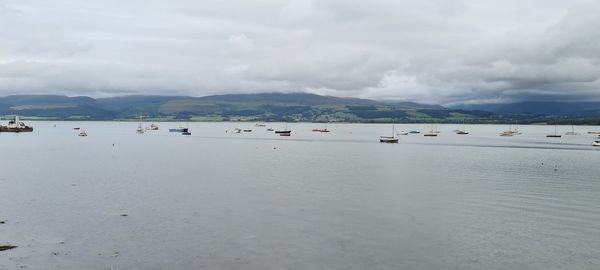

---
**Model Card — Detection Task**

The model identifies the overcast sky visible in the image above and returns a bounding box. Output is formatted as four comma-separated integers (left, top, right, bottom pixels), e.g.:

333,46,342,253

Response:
1,0,599,104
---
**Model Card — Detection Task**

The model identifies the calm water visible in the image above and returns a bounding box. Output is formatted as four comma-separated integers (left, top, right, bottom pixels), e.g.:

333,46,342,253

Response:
1,122,599,270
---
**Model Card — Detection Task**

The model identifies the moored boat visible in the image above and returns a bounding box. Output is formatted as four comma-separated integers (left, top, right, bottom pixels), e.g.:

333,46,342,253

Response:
169,127,187,132
78,131,88,137
424,124,437,137
380,125,399,143
275,123,291,134
546,123,561,138
593,140,600,146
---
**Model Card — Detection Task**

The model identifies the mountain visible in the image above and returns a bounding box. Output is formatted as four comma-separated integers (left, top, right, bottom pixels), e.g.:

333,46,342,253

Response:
1,93,598,123
452,101,600,116
0,93,476,122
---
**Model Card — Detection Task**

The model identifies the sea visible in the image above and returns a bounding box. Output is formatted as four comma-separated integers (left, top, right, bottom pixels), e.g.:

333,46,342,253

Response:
1,121,599,270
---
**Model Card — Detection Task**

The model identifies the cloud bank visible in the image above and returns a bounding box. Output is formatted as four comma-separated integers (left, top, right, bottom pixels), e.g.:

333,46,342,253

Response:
0,0,599,104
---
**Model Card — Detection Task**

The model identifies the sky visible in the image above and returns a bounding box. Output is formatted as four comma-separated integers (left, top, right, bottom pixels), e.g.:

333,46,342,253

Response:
1,0,599,105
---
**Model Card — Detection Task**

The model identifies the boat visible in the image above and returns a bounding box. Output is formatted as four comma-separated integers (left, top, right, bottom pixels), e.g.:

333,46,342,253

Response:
0,116,33,132
234,128,242,133
500,123,517,136
455,119,469,135
565,125,578,135
136,115,144,134
408,130,420,134
243,129,252,132
169,126,187,132
182,130,192,135
546,123,561,138
512,120,522,135
146,124,159,130
397,131,409,136
275,123,291,134
255,123,266,127
424,124,438,137
380,125,399,143
593,140,600,146
312,123,330,133
279,132,291,137
266,128,274,131
73,127,80,130
78,131,88,137
588,131,600,134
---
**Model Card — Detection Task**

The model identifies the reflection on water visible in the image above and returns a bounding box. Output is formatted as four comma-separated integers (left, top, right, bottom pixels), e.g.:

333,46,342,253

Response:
0,122,599,270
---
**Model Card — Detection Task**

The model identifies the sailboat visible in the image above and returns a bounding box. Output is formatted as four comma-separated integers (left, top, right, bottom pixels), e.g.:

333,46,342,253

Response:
565,124,578,135
455,119,469,135
275,123,291,134
182,122,191,135
500,123,514,136
136,115,145,134
424,123,437,136
546,123,561,138
380,125,399,143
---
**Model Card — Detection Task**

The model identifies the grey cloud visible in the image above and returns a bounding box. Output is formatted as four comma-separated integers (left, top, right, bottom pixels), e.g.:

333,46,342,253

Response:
0,0,599,104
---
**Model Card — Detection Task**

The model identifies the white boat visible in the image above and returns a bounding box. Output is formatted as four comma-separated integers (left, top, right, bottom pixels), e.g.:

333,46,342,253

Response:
424,123,437,137
397,131,409,136
136,115,144,134
593,140,600,146
380,125,399,143
78,131,88,137
565,125,578,135
500,123,517,136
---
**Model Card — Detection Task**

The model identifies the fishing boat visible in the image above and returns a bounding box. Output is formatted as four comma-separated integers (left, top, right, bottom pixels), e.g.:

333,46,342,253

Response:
593,140,600,146
546,123,561,138
0,116,33,132
424,124,437,137
380,125,399,143
275,123,291,134
78,131,88,137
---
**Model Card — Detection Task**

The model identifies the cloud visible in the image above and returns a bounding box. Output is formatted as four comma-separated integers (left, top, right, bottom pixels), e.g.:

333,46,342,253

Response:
0,0,599,104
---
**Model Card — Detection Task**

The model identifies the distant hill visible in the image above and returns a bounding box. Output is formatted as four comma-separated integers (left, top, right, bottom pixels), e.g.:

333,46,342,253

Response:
1,93,599,123
452,101,600,116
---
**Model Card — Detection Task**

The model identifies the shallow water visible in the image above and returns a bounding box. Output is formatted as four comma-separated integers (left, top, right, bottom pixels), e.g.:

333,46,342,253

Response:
1,122,599,269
